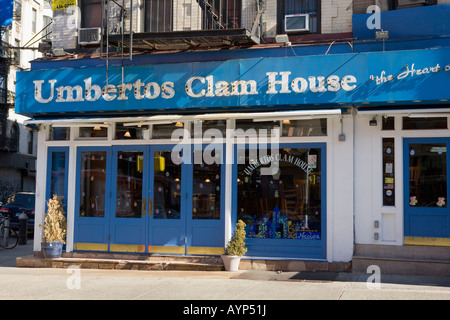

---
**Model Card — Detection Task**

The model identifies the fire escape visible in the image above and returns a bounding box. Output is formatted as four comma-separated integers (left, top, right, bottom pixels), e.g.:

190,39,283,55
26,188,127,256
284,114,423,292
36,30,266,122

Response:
0,0,36,179
104,0,263,52
0,27,19,153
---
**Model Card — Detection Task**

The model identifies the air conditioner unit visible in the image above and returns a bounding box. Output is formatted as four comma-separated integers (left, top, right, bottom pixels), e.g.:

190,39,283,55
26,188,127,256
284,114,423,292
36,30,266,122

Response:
397,0,428,7
285,14,310,33
78,28,101,45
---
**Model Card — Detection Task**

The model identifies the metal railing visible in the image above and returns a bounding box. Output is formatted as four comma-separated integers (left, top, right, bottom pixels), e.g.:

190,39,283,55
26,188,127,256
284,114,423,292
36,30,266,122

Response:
0,88,6,105
143,0,260,34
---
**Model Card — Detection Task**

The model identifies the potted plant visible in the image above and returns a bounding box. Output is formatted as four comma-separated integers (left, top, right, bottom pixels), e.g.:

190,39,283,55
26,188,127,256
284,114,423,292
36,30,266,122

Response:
221,219,247,271
40,195,67,258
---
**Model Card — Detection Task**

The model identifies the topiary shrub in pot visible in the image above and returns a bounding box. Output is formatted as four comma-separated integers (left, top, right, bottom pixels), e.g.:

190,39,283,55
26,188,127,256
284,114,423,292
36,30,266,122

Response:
221,219,247,271
40,195,67,259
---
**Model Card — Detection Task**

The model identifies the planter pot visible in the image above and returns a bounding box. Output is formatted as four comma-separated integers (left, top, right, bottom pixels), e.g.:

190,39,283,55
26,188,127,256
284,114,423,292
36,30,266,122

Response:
221,255,242,271
42,241,63,259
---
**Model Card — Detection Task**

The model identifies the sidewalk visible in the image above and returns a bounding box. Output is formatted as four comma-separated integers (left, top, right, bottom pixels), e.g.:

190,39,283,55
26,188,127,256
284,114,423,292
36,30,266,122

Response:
0,238,34,267
1,240,450,300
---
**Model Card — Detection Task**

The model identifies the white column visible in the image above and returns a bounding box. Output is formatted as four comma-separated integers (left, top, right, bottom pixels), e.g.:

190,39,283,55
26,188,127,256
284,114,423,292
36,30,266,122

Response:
33,126,48,252
224,119,235,245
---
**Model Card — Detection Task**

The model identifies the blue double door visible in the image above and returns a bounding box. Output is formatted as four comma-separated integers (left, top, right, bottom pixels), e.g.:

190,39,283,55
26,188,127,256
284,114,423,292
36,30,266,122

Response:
74,144,225,255
404,138,450,240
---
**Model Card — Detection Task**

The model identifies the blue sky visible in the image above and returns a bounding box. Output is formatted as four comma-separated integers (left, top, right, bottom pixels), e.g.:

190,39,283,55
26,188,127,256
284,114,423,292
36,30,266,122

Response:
0,0,15,26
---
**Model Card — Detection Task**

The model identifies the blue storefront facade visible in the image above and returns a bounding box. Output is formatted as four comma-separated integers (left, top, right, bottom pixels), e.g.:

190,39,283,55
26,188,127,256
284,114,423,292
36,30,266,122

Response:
16,5,450,266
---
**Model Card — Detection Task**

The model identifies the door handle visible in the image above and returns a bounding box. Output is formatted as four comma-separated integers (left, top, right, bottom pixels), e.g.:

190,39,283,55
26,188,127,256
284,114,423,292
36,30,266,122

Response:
149,198,153,216
142,197,147,216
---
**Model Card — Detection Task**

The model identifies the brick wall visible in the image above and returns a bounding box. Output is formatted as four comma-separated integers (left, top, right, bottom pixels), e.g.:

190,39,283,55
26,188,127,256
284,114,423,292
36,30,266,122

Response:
262,0,277,37
51,9,79,50
321,0,353,34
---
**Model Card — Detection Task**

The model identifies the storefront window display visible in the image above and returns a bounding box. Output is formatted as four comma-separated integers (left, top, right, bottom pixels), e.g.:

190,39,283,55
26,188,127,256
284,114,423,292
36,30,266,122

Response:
237,147,322,240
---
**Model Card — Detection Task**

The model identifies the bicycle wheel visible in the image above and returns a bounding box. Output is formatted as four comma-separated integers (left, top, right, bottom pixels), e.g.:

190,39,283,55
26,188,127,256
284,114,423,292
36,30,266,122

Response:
0,225,18,249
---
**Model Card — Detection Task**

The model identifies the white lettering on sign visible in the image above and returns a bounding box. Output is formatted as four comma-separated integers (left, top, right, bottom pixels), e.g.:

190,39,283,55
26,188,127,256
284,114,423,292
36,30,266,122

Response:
33,72,358,104
266,72,357,94
370,62,449,85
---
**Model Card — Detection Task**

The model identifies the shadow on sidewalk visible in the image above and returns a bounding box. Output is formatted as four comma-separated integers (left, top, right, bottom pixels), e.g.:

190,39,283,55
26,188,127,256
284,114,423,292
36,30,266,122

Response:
232,270,450,288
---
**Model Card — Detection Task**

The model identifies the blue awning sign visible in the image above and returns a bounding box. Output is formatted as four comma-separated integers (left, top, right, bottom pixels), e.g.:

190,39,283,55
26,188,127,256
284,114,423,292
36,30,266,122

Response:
15,47,450,116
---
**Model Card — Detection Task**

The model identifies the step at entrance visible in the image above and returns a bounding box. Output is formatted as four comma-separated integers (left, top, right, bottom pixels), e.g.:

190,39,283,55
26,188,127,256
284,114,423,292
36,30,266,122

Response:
17,252,225,271
352,244,450,277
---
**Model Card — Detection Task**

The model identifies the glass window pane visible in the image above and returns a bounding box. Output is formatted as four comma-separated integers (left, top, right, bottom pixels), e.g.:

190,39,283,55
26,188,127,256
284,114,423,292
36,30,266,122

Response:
145,0,173,32
115,123,146,140
115,151,144,218
409,143,447,207
79,151,107,217
282,119,327,137
237,147,322,240
382,138,395,206
81,0,102,28
403,117,447,130
79,126,108,138
191,120,226,138
235,120,280,136
192,149,221,219
382,117,395,131
152,123,183,139
50,151,66,198
49,126,70,141
153,151,181,219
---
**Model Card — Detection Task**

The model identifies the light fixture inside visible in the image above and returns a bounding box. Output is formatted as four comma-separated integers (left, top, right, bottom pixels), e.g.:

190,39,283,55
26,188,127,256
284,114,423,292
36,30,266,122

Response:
93,126,102,131
124,131,131,138
282,119,291,124
175,122,183,127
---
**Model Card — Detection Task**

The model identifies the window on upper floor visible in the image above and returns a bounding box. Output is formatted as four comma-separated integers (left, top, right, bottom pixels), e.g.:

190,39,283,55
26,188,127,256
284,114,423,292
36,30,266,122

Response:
144,0,243,32
43,16,52,40
277,0,320,34
80,0,102,28
31,8,37,33
145,0,173,32
391,0,437,10
353,0,437,14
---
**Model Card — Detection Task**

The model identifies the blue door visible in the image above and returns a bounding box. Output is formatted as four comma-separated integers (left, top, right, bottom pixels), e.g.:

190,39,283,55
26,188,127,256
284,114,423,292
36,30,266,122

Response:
147,145,186,254
109,146,148,252
147,144,225,255
404,138,450,239
74,147,112,252
185,144,226,255
74,144,225,254
74,146,148,252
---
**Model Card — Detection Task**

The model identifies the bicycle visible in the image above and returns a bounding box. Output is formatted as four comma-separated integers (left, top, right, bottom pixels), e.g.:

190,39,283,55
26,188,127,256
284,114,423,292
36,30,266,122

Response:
0,214,18,249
